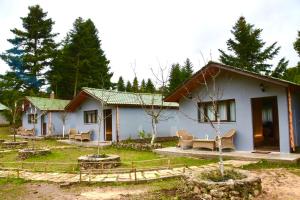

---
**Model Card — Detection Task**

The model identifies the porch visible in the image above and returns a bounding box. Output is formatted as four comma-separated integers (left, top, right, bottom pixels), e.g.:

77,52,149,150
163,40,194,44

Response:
154,147,300,163
57,139,112,147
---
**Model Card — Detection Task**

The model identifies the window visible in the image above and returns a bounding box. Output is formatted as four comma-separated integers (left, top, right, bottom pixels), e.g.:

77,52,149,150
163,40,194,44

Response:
198,99,236,122
28,114,37,124
84,110,98,124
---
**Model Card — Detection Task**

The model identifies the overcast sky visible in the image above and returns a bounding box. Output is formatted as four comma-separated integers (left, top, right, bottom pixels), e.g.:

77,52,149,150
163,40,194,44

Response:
0,0,299,82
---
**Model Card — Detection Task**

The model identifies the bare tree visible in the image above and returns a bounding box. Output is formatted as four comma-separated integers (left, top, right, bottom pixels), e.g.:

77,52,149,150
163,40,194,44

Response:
179,65,229,176
60,111,68,138
134,66,174,145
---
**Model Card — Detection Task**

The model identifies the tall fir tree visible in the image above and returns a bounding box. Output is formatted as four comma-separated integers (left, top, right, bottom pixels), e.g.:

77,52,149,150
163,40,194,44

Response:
140,79,146,93
1,5,58,92
219,16,280,74
168,63,183,93
182,58,193,79
117,76,125,91
145,78,155,93
125,81,132,92
271,58,289,79
294,31,300,64
132,77,139,92
48,17,112,98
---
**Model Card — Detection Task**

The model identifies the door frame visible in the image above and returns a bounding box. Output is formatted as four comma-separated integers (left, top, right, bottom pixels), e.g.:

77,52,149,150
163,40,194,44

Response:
41,114,47,136
251,96,280,151
103,109,112,141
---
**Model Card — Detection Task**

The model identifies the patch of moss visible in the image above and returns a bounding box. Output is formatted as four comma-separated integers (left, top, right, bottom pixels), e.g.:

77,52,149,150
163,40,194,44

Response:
200,169,246,182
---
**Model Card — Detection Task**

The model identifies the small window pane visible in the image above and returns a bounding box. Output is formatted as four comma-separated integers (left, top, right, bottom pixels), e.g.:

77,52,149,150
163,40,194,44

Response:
229,101,236,121
207,104,216,121
218,102,227,121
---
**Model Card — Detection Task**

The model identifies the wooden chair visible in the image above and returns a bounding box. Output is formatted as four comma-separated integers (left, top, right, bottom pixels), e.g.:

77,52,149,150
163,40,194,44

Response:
176,130,194,149
68,128,78,140
75,131,91,142
16,127,26,135
216,129,236,150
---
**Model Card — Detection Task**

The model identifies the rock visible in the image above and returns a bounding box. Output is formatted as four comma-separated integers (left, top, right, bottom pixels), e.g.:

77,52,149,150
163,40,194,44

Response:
193,186,201,193
202,193,212,200
253,189,260,197
210,189,224,198
230,191,240,196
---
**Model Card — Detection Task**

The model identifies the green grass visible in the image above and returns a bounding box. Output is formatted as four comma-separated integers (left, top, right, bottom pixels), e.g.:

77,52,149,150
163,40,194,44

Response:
0,178,28,200
0,127,216,172
241,160,300,170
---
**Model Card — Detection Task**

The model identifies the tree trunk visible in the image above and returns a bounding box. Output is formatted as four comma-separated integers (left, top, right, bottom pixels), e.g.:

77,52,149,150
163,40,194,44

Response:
150,118,157,145
62,124,65,138
73,56,80,97
216,117,224,176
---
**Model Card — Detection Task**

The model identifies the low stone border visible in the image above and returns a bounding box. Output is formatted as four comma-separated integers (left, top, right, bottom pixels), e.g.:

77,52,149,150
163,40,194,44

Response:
184,169,262,200
18,148,51,160
78,154,121,169
113,142,162,151
2,141,28,149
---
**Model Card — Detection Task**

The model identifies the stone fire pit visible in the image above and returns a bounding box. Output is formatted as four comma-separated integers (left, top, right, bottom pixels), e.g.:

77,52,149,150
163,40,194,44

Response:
2,141,28,149
18,148,51,160
185,169,262,200
78,154,121,169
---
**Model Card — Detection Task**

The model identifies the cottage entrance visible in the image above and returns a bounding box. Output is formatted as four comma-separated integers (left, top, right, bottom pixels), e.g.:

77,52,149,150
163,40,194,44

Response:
41,115,47,136
251,96,280,151
104,109,112,141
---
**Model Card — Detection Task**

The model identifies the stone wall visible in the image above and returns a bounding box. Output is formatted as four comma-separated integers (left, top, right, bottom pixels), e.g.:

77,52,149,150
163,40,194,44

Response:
185,169,262,200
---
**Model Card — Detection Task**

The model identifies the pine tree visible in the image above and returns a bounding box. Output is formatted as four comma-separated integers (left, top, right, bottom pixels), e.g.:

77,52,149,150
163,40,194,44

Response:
294,31,300,58
1,5,58,92
125,81,132,92
145,78,155,93
140,79,146,93
182,58,193,79
117,76,125,91
271,58,289,79
219,16,280,74
132,77,139,92
168,63,182,93
48,18,113,98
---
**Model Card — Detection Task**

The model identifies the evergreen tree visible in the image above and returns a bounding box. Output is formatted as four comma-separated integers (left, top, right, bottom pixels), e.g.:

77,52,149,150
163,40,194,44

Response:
145,78,155,93
125,81,132,92
294,31,300,58
182,58,193,79
271,58,289,79
117,76,125,91
132,77,139,92
48,18,112,98
140,79,146,93
168,63,183,93
219,16,280,74
1,5,58,92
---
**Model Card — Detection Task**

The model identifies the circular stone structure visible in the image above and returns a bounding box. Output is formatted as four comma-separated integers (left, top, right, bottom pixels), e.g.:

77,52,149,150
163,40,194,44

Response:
78,154,121,169
2,141,28,149
185,169,262,200
18,148,51,160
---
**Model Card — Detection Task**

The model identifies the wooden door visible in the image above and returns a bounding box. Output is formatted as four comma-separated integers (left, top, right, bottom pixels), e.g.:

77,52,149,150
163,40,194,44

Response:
104,109,112,141
41,115,47,136
252,98,263,147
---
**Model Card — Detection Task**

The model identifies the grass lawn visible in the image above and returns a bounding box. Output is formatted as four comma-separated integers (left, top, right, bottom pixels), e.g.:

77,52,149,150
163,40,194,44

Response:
0,127,216,172
241,160,300,170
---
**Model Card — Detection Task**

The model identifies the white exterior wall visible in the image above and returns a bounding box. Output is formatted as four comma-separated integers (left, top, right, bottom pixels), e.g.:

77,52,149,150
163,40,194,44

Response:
178,72,290,153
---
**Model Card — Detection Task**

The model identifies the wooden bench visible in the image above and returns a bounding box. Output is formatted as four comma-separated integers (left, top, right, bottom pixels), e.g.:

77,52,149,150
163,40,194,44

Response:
75,131,91,142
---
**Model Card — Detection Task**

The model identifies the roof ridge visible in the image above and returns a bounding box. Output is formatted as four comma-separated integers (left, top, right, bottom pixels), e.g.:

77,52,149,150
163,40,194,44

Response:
82,87,162,96
26,96,70,101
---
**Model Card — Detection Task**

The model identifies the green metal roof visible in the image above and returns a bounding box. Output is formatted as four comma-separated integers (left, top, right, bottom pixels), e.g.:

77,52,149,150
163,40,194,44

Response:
83,87,179,108
0,103,8,110
26,96,70,111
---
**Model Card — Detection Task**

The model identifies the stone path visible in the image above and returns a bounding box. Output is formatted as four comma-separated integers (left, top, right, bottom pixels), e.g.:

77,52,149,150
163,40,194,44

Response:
0,160,255,183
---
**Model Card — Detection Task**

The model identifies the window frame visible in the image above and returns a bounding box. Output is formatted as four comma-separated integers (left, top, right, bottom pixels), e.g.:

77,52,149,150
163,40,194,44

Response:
197,99,236,123
83,110,98,124
28,114,37,124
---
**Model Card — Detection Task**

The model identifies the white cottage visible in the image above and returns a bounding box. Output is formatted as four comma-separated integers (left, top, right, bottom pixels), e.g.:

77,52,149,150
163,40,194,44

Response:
22,95,70,136
164,62,300,153
65,88,179,142
0,103,9,125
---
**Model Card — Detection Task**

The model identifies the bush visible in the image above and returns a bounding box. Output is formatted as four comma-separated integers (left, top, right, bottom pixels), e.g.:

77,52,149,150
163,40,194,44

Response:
200,169,246,182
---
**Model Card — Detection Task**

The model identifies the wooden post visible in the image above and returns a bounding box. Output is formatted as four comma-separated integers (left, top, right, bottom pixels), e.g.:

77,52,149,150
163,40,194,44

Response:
89,170,91,182
287,87,296,152
79,169,82,183
134,168,137,182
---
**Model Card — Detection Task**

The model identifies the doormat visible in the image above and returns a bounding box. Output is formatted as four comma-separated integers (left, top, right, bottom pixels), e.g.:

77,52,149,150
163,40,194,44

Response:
251,151,271,154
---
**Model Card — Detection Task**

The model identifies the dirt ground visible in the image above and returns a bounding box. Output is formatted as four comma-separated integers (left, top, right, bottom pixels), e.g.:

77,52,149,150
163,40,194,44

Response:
2,169,300,200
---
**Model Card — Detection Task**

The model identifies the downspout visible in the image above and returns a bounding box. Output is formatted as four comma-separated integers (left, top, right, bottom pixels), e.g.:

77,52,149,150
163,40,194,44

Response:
116,106,120,142
287,86,296,152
